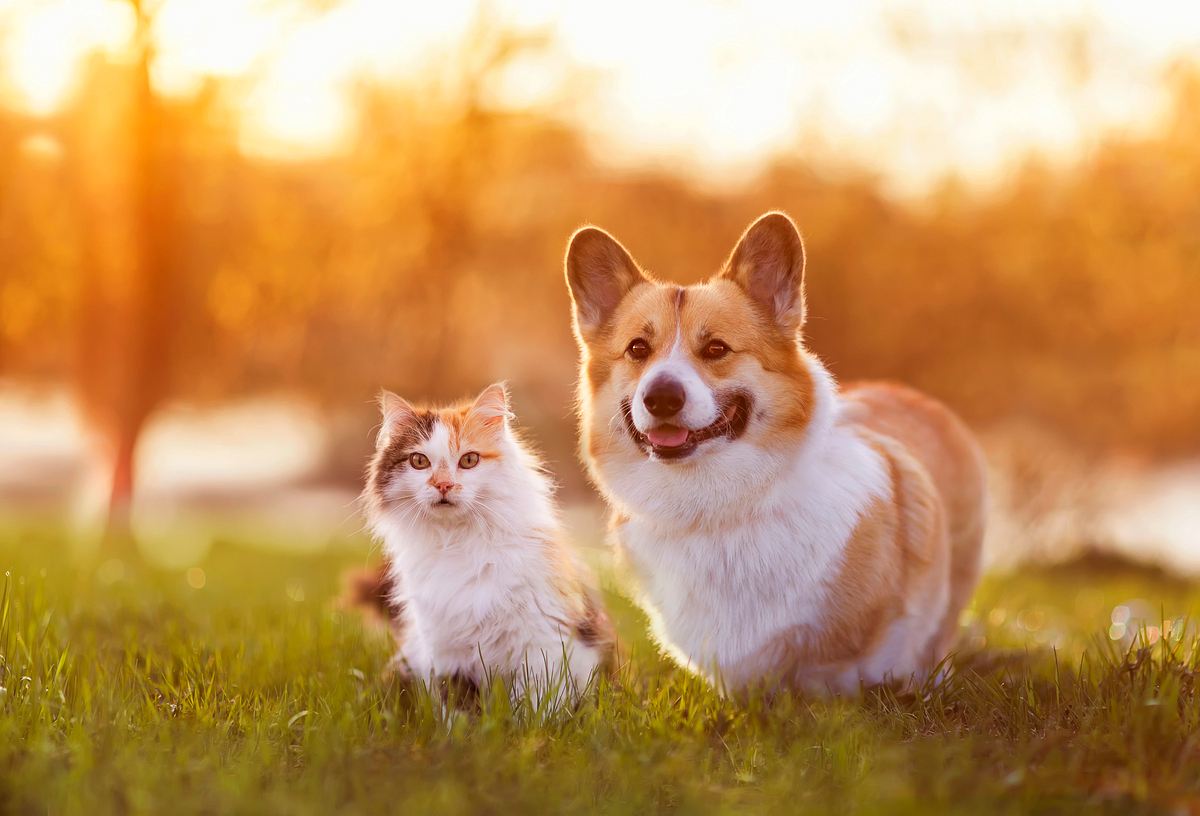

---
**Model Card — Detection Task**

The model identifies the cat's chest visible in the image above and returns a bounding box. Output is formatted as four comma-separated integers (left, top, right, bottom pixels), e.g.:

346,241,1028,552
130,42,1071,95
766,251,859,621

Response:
404,547,521,603
393,540,542,631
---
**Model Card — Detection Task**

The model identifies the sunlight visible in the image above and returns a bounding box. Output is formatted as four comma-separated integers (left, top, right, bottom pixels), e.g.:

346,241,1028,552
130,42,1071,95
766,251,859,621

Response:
150,0,286,97
2,0,1200,186
237,17,353,159
235,0,476,157
1,0,133,113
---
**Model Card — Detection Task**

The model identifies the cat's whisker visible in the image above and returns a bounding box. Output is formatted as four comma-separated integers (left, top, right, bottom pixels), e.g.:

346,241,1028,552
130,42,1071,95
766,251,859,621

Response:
392,501,428,529
467,497,521,536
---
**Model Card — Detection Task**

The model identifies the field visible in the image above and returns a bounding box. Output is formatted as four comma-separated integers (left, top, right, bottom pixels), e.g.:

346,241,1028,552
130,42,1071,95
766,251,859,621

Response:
3,524,1200,815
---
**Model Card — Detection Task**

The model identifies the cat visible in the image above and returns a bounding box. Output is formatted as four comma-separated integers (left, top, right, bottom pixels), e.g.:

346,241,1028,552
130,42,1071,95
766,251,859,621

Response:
353,382,613,706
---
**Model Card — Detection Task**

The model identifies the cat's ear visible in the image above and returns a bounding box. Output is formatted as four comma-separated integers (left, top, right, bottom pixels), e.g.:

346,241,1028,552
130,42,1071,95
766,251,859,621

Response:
565,226,647,341
720,211,806,334
377,389,417,444
469,382,511,431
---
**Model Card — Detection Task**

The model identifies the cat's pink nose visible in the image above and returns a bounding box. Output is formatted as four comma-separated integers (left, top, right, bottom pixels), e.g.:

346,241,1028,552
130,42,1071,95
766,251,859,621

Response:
432,479,455,495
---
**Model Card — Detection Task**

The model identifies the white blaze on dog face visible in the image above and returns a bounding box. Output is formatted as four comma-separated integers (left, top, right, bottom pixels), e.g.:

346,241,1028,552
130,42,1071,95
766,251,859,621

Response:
566,212,815,468
629,299,721,437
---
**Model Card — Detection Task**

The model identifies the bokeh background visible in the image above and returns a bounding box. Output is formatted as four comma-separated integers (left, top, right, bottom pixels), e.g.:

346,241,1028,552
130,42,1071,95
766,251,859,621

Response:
0,0,1197,570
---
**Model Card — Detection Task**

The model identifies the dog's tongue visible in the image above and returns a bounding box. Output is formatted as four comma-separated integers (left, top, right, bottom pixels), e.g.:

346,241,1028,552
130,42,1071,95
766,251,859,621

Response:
647,426,689,448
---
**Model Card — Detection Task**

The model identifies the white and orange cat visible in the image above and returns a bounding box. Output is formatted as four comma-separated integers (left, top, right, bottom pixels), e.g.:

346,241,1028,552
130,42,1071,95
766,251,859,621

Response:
355,382,612,704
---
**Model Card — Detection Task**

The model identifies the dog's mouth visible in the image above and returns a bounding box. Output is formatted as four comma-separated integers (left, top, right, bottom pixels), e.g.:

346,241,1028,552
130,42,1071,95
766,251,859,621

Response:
622,391,752,461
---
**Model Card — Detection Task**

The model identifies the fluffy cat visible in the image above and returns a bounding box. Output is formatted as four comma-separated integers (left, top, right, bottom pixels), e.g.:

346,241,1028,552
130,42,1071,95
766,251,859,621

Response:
356,382,613,705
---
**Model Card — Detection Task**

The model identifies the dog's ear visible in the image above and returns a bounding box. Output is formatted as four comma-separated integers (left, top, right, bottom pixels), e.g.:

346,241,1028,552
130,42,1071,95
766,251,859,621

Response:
564,226,646,341
720,212,806,334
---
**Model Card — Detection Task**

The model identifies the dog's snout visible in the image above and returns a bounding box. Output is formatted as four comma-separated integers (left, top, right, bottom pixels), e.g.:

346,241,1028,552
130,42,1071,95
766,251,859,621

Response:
643,377,686,418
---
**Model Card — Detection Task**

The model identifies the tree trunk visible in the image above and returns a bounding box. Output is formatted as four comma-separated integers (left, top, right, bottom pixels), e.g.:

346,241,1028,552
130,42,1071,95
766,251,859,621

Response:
71,1,175,553
102,418,141,552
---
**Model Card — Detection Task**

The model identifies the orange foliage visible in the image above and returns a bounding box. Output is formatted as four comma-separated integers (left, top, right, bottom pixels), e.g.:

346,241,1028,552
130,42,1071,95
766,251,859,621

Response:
0,50,1197,501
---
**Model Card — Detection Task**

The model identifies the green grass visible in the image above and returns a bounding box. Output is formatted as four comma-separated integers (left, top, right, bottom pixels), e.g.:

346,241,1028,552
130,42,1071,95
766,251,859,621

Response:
3,524,1200,815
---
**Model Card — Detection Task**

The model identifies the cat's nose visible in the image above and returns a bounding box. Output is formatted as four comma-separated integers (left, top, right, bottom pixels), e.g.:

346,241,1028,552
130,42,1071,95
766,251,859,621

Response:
432,479,455,495
643,376,686,419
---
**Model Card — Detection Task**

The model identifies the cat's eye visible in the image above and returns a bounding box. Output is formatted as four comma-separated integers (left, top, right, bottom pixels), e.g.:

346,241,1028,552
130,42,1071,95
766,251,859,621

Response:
408,452,430,469
701,339,730,360
459,452,480,469
626,338,651,361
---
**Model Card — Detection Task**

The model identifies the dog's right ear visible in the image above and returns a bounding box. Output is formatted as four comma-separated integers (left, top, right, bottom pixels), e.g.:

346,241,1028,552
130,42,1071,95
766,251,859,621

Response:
564,227,646,341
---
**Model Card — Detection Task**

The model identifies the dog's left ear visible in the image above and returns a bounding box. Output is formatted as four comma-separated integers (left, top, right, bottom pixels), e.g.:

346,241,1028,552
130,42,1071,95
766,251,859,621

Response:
720,211,806,334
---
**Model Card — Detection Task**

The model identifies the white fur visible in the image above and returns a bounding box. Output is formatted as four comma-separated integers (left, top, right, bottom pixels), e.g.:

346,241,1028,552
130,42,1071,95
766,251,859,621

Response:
369,419,602,704
631,328,719,432
598,356,940,691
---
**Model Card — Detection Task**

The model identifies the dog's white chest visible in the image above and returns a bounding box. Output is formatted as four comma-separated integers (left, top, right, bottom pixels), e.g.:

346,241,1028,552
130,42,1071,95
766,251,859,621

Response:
629,515,838,667
613,425,890,685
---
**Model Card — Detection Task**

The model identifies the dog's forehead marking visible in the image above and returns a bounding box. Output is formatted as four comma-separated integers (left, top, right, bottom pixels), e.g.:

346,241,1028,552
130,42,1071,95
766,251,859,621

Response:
677,282,756,337
611,284,677,340
608,279,778,358
669,287,687,352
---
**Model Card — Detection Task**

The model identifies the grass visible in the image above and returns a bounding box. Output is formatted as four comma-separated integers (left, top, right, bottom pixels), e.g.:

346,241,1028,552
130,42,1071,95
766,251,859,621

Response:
3,523,1200,815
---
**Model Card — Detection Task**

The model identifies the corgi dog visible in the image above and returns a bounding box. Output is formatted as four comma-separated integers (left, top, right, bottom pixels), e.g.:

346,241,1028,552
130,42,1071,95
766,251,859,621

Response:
564,211,986,694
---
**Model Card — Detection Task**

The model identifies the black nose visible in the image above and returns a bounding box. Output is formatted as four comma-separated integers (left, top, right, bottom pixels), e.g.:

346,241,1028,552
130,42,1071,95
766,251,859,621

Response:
643,377,686,418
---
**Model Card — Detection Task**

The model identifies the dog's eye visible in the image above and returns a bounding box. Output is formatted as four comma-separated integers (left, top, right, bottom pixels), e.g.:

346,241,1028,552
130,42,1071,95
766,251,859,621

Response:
409,452,430,469
459,452,480,469
626,338,651,361
702,340,730,360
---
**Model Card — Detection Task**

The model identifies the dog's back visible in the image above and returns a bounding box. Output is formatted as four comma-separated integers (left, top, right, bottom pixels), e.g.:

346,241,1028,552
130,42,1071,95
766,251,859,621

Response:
841,381,987,653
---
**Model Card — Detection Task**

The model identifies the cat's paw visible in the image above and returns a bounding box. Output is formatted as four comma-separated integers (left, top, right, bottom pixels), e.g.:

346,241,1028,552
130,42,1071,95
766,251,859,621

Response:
381,652,416,683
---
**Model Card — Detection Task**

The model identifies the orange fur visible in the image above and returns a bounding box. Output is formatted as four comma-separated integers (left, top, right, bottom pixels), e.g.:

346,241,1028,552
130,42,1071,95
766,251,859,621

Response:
580,278,816,464
566,211,988,692
842,382,987,655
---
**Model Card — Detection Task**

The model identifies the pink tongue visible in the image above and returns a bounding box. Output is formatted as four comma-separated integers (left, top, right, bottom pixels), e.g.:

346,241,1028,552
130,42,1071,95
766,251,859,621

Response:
647,426,689,448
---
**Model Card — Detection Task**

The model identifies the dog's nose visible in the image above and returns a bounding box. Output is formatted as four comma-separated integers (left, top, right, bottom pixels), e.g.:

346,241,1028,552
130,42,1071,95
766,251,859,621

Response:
643,377,686,418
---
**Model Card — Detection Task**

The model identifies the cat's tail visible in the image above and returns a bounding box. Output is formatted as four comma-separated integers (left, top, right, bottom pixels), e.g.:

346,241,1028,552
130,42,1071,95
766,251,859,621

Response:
340,560,404,634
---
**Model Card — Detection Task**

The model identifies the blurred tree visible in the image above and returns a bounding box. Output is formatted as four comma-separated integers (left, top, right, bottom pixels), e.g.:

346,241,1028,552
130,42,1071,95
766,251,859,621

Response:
68,2,574,507
332,10,557,398
73,0,177,550
2,10,1199,519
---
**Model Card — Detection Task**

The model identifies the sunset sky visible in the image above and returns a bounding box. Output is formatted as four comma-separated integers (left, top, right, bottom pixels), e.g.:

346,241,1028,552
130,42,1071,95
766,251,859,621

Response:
2,0,1199,193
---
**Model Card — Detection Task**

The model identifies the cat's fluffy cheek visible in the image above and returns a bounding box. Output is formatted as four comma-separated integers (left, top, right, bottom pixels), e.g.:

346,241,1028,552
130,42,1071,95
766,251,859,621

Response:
379,471,436,519
385,471,419,501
